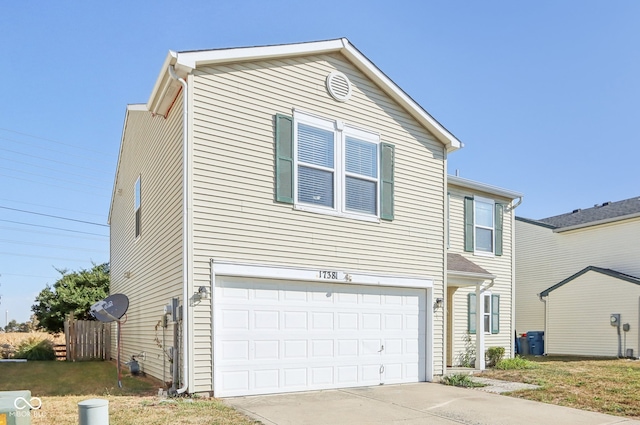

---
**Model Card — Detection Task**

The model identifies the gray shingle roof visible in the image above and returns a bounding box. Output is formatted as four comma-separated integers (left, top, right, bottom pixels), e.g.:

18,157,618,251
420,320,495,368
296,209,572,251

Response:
536,196,640,229
447,253,492,276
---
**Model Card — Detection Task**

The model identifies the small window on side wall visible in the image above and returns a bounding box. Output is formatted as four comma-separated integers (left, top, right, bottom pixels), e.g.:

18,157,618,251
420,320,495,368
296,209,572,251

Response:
134,176,141,238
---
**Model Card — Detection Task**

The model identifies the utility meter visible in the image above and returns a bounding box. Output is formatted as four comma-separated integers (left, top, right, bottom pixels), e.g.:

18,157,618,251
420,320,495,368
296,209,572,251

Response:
610,314,621,327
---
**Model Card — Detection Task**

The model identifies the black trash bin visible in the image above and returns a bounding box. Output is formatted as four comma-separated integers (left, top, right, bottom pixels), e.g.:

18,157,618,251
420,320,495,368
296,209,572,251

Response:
527,331,544,355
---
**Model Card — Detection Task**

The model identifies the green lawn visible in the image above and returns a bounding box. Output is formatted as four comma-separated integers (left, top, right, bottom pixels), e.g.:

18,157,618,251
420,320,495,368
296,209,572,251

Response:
0,361,259,425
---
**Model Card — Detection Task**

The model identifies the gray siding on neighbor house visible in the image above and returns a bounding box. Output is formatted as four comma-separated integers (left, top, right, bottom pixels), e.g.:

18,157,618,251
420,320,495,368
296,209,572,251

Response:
110,99,184,385
516,217,640,334
189,52,448,376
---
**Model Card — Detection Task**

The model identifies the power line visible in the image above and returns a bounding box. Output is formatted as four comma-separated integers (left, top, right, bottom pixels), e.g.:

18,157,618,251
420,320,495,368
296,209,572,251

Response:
0,219,108,237
0,206,109,227
0,156,112,184
0,145,111,174
0,225,107,241
0,165,109,190
0,135,114,167
0,127,114,157
0,198,107,220
0,173,110,198
0,239,106,254
0,273,58,280
0,251,102,263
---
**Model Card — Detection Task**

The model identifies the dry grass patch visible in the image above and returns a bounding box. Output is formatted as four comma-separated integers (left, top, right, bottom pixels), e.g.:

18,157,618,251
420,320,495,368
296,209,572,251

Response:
0,333,65,346
0,361,259,425
30,395,258,425
480,356,640,418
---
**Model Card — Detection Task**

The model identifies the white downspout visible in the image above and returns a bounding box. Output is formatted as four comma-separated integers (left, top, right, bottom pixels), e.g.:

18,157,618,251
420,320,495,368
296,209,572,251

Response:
168,64,190,394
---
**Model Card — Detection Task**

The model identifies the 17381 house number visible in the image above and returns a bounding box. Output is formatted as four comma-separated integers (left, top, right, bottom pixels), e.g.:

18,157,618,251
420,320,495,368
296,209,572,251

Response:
319,271,339,279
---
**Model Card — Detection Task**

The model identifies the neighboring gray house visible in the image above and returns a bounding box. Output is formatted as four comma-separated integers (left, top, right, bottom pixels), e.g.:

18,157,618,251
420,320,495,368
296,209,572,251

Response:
516,197,640,357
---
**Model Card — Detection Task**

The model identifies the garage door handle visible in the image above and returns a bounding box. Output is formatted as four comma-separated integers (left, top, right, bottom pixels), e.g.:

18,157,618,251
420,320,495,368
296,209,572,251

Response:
378,345,384,353
379,365,385,374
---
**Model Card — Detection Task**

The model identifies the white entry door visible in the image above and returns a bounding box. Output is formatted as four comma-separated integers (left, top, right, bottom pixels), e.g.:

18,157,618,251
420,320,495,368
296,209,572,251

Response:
214,277,426,397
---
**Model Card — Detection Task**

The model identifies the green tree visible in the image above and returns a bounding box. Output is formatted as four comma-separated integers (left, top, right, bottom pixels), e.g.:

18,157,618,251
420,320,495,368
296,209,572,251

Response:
31,263,110,333
4,319,20,333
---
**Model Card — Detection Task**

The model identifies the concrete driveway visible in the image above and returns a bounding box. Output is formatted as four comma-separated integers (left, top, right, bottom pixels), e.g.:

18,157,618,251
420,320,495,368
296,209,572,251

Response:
224,383,640,425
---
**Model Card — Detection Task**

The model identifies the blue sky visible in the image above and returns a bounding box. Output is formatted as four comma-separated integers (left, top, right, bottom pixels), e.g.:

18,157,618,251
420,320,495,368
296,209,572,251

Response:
1,1,638,324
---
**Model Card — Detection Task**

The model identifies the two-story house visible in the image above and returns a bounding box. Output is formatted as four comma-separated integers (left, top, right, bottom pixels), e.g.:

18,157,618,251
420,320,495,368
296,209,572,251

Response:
109,38,519,397
446,176,522,368
516,198,640,357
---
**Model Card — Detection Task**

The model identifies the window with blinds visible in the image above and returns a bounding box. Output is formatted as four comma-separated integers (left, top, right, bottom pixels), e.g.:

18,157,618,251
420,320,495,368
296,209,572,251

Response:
293,111,381,220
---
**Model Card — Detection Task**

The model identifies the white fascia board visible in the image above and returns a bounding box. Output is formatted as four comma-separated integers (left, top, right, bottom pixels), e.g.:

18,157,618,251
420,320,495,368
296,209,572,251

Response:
172,38,462,153
175,39,347,69
448,175,523,200
340,42,462,153
108,104,149,224
553,212,640,233
212,260,433,289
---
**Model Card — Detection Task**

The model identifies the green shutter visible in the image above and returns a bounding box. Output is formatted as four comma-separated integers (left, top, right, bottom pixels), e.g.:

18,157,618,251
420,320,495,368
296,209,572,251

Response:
495,203,504,256
468,292,476,334
491,294,500,334
275,114,293,204
380,142,395,220
464,197,474,252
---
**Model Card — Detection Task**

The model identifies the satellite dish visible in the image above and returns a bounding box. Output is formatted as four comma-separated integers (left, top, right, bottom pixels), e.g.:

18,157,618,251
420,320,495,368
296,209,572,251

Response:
89,293,130,388
90,294,129,323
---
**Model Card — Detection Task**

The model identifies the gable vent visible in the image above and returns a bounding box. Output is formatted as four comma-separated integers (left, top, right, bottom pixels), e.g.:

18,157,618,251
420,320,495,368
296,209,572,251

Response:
326,71,352,102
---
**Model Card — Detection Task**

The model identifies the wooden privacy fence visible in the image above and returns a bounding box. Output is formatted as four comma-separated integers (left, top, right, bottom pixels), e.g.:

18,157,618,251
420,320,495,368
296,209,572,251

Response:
64,312,111,361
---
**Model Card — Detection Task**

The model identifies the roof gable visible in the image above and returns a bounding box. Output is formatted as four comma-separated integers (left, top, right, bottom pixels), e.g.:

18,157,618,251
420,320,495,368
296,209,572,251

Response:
147,38,462,152
540,266,640,297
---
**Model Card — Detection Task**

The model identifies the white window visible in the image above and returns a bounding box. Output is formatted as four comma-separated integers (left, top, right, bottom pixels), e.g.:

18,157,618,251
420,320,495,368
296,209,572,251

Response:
294,111,380,220
134,176,141,238
468,292,500,334
474,197,495,254
483,293,492,334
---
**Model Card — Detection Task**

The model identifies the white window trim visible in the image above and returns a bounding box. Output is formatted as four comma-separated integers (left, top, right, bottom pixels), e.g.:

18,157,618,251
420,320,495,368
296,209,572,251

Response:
293,110,381,222
474,196,495,256
482,292,493,335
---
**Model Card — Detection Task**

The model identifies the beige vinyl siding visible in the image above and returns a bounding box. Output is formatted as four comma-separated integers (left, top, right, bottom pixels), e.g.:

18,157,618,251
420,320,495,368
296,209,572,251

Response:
190,53,447,375
447,186,515,366
516,217,640,333
546,271,640,357
110,99,184,384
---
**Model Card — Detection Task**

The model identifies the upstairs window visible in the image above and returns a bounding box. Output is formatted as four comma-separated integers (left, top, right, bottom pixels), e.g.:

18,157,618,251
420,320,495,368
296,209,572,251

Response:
134,176,141,238
464,196,504,256
275,111,394,221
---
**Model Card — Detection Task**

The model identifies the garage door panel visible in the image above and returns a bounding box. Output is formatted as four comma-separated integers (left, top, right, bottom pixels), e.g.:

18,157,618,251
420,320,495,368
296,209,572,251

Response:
214,278,427,397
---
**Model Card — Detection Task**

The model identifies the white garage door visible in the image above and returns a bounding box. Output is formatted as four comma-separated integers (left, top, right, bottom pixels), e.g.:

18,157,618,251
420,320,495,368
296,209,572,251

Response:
214,277,426,397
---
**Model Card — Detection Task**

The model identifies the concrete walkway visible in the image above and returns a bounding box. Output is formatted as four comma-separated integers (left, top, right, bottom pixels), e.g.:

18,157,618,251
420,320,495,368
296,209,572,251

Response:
224,382,640,425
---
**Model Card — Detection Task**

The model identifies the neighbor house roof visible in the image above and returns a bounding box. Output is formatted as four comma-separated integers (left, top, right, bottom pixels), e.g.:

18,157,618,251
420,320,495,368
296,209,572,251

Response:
518,196,640,232
540,266,640,297
147,38,462,152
